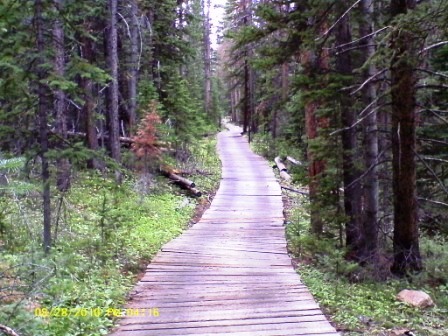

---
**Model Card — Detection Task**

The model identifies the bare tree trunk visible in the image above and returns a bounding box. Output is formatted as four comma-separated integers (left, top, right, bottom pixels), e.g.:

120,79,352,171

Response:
35,0,52,254
128,0,139,135
335,3,363,260
105,0,121,164
360,0,379,263
203,0,212,118
390,0,422,276
53,0,71,192
230,83,237,123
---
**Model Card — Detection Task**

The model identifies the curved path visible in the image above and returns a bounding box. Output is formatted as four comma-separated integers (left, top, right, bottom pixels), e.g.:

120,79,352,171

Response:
110,125,339,336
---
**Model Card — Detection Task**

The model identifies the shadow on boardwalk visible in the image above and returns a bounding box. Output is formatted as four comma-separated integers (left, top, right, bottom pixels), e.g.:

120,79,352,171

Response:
109,125,339,336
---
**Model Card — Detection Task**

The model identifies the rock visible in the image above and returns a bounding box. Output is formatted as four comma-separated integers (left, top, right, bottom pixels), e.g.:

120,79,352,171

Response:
396,289,434,308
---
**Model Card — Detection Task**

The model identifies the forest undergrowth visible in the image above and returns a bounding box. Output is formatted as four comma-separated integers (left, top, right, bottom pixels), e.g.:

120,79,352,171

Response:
0,137,221,336
251,134,448,336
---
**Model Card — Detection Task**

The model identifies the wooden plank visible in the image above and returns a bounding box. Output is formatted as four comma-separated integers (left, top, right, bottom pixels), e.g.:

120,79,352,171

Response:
120,315,328,331
119,308,328,325
113,320,337,335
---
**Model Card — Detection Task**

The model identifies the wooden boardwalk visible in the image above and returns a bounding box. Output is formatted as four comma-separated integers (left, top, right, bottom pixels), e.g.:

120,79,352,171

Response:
110,125,339,336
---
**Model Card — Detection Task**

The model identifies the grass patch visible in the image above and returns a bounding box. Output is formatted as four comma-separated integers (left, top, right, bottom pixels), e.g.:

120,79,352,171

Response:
0,174,194,336
299,265,448,335
0,136,221,336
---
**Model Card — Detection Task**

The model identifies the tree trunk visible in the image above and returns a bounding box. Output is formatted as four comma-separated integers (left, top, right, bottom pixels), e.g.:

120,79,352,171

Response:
335,3,363,260
80,23,102,170
53,0,71,192
241,0,252,135
203,0,212,118
390,0,422,275
243,58,250,133
305,97,325,235
128,0,139,135
105,0,121,163
35,0,52,254
300,43,329,236
360,0,379,263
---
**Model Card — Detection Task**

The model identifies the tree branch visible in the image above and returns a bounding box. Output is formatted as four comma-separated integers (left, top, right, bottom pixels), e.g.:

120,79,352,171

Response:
281,185,309,195
345,150,389,190
351,69,387,95
416,68,448,80
330,26,391,50
416,84,448,90
330,98,387,136
117,12,131,39
316,0,362,40
419,40,448,54
418,138,448,146
418,197,448,208
414,149,448,195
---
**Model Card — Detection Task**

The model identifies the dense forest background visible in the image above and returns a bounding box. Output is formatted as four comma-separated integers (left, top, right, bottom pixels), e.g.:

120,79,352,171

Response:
1,0,448,335
222,0,448,275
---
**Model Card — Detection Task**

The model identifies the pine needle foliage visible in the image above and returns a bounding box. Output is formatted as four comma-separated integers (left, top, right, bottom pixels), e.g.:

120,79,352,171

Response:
131,101,162,159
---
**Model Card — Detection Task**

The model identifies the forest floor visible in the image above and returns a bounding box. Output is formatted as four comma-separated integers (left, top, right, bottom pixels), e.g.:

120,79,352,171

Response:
264,153,448,336
0,137,221,336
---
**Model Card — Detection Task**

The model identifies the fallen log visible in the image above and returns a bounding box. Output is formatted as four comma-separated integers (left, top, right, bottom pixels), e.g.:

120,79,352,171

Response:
168,172,196,188
160,167,201,197
0,324,20,336
66,131,134,144
189,187,202,197
274,156,291,180
286,156,303,166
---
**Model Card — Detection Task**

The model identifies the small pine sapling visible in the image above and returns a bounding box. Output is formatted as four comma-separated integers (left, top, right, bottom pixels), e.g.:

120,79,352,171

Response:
131,101,162,160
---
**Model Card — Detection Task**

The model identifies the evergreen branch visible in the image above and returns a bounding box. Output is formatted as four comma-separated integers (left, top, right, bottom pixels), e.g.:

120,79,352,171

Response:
0,157,25,173
316,0,362,41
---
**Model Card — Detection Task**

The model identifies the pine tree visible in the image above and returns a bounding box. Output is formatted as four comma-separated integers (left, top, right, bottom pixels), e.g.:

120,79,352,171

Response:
389,0,422,275
34,0,52,253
